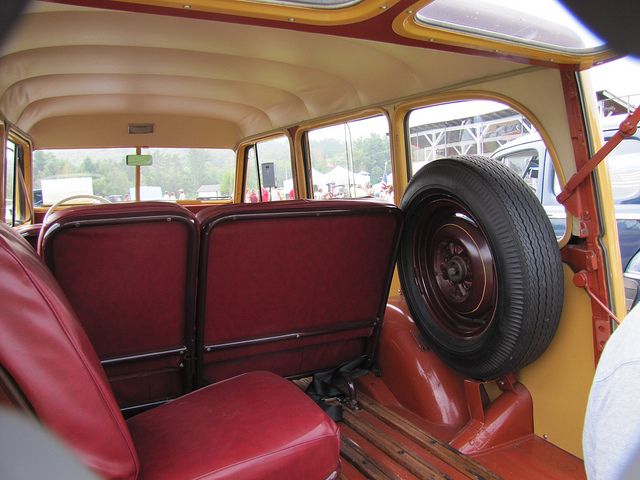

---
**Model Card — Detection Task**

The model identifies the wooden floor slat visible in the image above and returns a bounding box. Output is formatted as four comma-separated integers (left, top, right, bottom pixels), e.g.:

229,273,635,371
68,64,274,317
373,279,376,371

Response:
341,436,400,480
358,394,502,480
342,409,452,480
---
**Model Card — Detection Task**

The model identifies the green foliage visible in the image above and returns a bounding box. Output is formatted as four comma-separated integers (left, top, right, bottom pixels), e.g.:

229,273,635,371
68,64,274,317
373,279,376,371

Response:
309,132,390,183
352,133,391,180
142,149,235,198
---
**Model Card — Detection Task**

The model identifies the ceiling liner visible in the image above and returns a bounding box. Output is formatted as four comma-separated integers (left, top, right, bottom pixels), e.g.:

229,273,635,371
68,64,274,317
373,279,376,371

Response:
0,1,524,148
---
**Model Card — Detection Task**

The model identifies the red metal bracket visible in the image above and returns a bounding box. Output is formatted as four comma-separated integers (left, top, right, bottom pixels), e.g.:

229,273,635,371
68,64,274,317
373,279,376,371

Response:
558,69,617,365
573,270,620,325
463,380,485,423
496,373,518,393
557,106,640,216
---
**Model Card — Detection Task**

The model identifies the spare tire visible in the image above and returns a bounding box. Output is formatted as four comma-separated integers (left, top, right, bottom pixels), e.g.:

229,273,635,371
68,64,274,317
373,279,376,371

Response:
398,155,564,380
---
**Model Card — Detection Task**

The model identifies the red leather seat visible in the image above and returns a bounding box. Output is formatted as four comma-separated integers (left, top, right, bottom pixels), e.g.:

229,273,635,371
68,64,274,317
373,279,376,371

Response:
0,223,340,480
196,199,403,383
39,202,199,410
129,371,339,480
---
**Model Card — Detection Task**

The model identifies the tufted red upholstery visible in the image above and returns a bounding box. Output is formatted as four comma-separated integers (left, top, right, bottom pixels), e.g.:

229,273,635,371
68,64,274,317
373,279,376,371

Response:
0,223,341,480
40,202,198,408
196,200,403,383
0,223,140,479
129,371,340,480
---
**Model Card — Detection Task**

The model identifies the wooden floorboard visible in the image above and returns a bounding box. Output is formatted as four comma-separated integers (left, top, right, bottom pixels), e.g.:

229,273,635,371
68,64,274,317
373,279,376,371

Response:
342,408,453,480
341,436,400,480
358,394,502,480
339,395,505,480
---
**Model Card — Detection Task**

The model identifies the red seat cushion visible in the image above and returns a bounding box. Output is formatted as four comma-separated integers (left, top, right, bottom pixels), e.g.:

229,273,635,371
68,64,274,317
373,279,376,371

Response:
128,371,340,480
0,223,139,480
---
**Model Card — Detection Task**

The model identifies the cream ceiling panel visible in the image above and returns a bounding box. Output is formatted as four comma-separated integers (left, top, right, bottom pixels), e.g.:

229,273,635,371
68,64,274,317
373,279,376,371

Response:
18,94,272,135
30,114,241,149
1,1,524,147
0,46,359,122
1,9,419,99
1,74,310,126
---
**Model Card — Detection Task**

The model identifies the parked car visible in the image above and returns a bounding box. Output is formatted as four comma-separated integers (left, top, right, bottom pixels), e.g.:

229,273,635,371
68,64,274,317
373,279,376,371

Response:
492,115,640,272
492,116,640,309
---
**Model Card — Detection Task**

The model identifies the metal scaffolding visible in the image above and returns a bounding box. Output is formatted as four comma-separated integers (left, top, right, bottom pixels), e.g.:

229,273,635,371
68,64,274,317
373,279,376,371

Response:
409,109,535,167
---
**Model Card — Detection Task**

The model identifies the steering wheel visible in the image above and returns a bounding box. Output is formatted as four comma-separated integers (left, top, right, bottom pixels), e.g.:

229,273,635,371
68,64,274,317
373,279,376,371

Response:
37,194,111,255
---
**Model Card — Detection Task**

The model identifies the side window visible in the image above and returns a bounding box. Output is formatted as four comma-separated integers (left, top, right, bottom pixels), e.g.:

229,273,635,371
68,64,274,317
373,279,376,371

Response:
307,115,391,200
407,99,564,238
244,135,294,203
4,138,31,226
602,135,640,272
245,146,260,202
4,140,15,224
587,56,640,274
407,100,537,175
604,136,640,205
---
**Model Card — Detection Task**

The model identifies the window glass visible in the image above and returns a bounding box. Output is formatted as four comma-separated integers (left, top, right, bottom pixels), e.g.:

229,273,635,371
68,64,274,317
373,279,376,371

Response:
628,251,640,277
141,148,235,201
586,56,640,272
5,138,31,226
245,146,260,203
416,0,604,53
605,135,640,272
408,100,537,176
33,148,135,205
243,136,293,203
307,115,391,200
498,150,540,193
4,140,15,224
407,99,567,238
604,137,640,205
253,0,360,8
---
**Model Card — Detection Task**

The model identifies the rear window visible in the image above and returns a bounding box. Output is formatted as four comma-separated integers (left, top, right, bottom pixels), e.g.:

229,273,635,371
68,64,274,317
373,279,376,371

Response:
33,147,236,204
140,148,236,201
33,148,135,205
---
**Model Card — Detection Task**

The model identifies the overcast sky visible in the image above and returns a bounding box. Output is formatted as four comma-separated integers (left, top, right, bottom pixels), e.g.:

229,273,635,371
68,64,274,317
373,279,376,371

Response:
588,56,640,101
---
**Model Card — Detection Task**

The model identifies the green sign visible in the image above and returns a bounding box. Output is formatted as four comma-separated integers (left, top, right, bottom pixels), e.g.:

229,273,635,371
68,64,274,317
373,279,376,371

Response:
126,154,153,166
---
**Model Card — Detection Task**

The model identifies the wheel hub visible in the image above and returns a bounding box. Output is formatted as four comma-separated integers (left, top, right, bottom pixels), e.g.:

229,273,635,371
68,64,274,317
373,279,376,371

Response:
413,197,498,339
443,255,468,284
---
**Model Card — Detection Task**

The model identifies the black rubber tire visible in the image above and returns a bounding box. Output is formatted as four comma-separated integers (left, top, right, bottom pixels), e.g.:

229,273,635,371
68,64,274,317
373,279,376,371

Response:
398,155,564,380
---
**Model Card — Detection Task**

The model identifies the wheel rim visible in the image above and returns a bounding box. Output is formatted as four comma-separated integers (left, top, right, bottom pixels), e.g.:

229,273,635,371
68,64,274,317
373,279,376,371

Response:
412,196,497,340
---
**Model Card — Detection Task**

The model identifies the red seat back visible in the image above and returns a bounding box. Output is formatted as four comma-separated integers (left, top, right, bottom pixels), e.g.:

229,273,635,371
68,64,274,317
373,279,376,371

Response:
0,223,139,479
16,223,41,250
40,202,198,410
196,200,402,383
